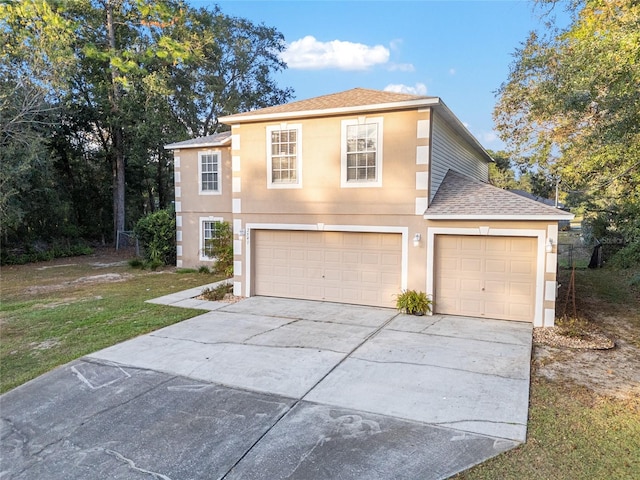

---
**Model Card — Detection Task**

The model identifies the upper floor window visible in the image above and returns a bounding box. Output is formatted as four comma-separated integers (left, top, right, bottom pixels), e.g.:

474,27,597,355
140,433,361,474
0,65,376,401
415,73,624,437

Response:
267,124,302,188
341,117,383,188
199,151,221,194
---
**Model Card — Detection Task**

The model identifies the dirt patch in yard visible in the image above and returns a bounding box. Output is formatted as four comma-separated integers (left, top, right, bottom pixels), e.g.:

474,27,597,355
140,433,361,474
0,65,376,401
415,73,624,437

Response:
533,271,640,401
26,272,133,295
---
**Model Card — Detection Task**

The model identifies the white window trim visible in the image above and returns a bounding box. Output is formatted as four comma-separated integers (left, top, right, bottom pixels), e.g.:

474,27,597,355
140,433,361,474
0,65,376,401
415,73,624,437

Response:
199,216,224,261
198,150,222,195
341,117,383,188
266,123,302,189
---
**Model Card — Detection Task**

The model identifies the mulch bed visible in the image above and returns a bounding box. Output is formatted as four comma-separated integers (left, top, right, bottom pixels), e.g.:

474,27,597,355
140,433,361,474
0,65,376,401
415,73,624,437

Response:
533,327,615,350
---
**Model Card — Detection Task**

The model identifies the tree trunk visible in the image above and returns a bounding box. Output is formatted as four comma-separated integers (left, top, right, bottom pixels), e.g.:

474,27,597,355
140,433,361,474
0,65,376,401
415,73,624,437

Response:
156,148,165,209
107,0,125,243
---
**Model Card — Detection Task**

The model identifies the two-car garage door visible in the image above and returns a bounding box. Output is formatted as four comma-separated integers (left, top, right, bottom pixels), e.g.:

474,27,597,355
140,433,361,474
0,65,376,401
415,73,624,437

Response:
252,230,538,321
253,230,402,308
434,235,538,322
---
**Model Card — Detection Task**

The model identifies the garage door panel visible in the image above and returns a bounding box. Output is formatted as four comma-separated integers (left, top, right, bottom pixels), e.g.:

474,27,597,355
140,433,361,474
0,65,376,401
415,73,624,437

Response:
509,261,534,275
254,230,401,308
381,272,400,286
485,259,507,273
486,238,508,252
361,253,379,264
381,253,401,266
436,235,537,322
461,258,482,272
461,237,483,251
484,280,507,295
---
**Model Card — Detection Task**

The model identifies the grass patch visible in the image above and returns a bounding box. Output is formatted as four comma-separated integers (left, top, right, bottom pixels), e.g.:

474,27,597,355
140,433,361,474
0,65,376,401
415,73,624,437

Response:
0,253,224,393
454,379,640,479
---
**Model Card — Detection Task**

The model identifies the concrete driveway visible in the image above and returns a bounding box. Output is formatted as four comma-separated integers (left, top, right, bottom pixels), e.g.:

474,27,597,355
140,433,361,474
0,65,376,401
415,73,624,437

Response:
1,295,533,479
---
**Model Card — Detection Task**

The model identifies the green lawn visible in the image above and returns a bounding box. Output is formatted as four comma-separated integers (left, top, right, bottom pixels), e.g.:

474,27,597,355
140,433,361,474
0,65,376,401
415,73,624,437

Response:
0,252,222,393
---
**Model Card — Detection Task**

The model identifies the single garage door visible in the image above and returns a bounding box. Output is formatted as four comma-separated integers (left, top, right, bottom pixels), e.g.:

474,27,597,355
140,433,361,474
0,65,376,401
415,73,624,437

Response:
435,235,537,322
253,230,402,308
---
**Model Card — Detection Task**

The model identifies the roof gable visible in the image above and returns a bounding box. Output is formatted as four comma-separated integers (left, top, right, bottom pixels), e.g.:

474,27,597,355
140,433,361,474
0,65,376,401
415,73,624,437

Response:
425,170,574,220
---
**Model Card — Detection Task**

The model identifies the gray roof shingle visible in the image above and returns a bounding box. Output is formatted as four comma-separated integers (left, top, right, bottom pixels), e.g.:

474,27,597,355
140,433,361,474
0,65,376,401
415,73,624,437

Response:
219,88,438,122
164,131,231,150
425,170,574,220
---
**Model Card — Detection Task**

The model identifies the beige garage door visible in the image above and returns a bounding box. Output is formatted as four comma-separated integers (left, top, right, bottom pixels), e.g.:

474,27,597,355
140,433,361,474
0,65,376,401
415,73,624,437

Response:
253,230,402,308
435,235,537,322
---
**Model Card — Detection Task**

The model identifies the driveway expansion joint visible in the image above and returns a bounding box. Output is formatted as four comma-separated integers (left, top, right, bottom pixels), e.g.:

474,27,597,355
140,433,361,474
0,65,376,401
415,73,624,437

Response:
349,356,530,380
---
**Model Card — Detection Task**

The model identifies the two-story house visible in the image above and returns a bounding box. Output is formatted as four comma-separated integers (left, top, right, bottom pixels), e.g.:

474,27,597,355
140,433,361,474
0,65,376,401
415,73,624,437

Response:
166,88,572,327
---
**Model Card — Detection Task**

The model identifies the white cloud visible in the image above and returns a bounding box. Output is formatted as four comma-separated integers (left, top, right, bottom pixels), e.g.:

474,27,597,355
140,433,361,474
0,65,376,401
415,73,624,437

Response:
449,68,456,75
384,83,428,95
281,35,390,71
388,63,415,72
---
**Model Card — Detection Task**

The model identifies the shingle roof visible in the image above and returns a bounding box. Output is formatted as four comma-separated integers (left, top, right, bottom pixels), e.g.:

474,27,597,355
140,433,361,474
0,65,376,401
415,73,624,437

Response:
509,189,567,210
425,170,574,220
164,131,231,150
219,88,438,121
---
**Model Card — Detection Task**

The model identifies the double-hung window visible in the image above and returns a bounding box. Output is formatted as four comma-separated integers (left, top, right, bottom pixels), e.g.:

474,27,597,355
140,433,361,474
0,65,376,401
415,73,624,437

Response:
200,217,223,260
341,117,383,187
267,124,302,188
199,151,221,194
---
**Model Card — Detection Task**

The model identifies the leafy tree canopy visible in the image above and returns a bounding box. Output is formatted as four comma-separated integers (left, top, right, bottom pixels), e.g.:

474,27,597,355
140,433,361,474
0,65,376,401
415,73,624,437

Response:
494,0,640,261
0,0,293,245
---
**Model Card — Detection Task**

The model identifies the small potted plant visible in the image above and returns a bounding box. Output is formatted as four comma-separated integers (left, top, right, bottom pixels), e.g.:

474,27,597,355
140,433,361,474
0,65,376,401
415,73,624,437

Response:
395,289,432,316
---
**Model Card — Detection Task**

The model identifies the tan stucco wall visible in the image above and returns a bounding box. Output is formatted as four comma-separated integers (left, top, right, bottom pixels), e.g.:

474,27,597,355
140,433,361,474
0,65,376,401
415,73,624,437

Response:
232,108,430,216
228,108,433,301
172,146,232,268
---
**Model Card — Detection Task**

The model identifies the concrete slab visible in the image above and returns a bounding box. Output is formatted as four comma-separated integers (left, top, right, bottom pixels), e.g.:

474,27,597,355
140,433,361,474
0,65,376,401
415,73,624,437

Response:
246,319,378,353
305,357,529,442
421,315,533,346
1,359,293,480
221,296,396,327
90,335,345,398
151,311,294,343
354,328,532,379
225,401,518,480
3,296,534,478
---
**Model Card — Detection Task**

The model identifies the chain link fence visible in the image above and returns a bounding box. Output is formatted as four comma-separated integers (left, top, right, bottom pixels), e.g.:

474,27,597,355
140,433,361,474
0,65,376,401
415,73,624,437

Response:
116,230,140,256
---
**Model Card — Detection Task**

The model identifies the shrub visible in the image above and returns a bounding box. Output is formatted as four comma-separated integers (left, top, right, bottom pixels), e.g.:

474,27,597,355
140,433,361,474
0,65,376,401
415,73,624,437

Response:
200,283,233,301
198,265,211,274
395,290,432,315
0,242,93,265
128,258,145,269
134,209,176,266
205,222,233,277
609,242,640,268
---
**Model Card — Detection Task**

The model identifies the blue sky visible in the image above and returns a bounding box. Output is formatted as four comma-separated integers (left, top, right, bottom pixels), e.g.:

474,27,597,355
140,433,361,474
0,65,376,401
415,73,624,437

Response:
188,0,571,151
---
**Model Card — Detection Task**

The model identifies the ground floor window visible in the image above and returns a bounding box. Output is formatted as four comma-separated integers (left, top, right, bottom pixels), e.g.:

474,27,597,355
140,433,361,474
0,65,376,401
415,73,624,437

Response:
201,217,223,259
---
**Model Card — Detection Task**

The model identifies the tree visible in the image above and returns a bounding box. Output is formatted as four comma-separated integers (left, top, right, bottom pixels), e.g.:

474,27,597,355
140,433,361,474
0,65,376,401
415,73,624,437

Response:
0,1,76,240
164,7,294,136
1,0,293,247
494,0,640,261
487,149,519,190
